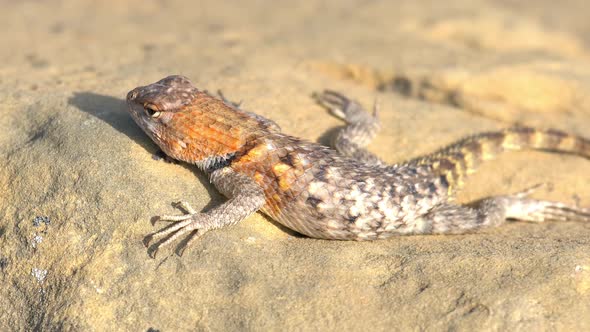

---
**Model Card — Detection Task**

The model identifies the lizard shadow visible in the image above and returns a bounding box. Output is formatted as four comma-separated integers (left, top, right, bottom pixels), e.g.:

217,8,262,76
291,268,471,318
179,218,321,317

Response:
68,92,300,239
68,92,155,152
68,91,219,203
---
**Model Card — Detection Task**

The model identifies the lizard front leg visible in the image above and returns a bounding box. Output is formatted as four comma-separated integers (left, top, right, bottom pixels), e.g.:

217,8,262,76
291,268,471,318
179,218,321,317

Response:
144,167,266,258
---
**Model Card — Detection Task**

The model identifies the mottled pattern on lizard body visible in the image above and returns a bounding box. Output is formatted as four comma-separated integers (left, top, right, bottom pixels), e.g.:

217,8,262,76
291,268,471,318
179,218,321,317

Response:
126,75,590,257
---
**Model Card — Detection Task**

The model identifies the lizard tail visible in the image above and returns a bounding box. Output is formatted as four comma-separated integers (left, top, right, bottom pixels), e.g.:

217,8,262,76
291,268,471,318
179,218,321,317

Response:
409,126,590,193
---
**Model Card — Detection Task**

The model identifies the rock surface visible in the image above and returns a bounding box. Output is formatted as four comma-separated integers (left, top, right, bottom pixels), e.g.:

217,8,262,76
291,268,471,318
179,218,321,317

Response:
1,0,589,330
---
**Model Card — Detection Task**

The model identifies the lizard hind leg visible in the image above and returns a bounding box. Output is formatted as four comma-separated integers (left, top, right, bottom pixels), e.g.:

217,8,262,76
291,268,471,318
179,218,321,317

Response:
476,195,590,224
478,183,590,223
423,188,590,234
313,90,384,165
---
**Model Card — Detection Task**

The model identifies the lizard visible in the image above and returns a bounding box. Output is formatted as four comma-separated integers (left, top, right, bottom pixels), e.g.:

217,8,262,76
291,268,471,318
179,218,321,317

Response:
126,75,590,258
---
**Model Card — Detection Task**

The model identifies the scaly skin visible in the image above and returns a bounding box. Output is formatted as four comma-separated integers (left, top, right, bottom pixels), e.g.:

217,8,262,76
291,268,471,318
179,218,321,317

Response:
126,75,590,257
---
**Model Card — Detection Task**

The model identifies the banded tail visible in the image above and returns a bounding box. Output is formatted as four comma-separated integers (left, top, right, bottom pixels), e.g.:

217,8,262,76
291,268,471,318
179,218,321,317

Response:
409,127,590,193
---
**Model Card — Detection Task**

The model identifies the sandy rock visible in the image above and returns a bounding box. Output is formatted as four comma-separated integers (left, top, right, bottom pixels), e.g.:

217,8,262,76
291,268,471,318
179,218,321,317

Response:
0,0,589,330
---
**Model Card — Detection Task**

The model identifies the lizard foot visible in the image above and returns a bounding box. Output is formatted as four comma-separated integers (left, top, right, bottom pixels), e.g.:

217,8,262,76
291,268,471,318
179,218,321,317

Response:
473,187,590,224
503,197,590,223
503,183,590,222
313,90,378,122
143,201,210,258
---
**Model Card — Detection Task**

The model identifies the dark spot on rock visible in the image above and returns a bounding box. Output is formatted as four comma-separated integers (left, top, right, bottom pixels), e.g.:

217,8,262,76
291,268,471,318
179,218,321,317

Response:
25,54,49,68
0,257,7,270
223,39,239,48
50,22,65,34
417,282,430,294
207,23,225,33
143,43,156,52
391,77,413,95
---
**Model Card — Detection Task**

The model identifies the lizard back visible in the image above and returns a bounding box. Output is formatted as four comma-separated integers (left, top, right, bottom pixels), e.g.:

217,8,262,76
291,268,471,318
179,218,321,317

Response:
230,133,450,240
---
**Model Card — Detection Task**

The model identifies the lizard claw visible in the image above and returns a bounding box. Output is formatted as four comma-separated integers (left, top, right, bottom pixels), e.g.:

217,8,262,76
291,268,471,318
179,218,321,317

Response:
144,201,209,258
312,90,352,120
151,201,196,224
312,90,378,124
511,198,590,223
147,246,158,259
513,182,553,198
372,96,380,117
172,201,197,214
217,90,243,108
143,234,154,248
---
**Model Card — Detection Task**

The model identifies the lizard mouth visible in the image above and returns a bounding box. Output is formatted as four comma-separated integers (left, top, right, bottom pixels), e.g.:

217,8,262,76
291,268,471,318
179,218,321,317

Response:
126,88,158,136
126,90,144,119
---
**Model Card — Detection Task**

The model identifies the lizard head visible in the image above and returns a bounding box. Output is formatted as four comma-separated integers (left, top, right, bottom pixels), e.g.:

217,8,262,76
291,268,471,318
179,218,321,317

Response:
126,75,204,161
126,75,198,131
126,75,267,168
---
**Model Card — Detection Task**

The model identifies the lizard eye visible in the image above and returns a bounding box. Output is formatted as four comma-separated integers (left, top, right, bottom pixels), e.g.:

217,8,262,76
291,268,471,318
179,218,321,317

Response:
144,105,161,118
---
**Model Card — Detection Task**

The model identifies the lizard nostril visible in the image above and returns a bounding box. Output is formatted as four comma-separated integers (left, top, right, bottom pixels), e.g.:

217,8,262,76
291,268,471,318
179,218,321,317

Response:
127,90,139,101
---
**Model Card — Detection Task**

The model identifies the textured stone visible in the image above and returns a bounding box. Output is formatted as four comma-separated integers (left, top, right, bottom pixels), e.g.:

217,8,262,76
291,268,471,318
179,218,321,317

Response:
0,0,589,330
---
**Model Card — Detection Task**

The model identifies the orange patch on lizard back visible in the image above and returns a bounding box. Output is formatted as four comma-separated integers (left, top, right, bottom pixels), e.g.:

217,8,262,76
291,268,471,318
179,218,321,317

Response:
176,120,244,155
239,143,270,163
254,171,265,184
272,163,291,176
272,163,297,191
